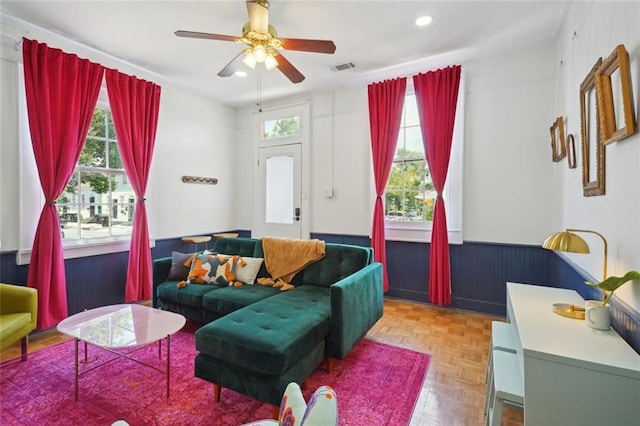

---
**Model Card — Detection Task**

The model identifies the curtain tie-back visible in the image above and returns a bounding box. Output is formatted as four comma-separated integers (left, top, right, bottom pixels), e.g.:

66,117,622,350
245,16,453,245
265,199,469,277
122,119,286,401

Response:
137,197,146,202
45,200,57,205
436,194,443,200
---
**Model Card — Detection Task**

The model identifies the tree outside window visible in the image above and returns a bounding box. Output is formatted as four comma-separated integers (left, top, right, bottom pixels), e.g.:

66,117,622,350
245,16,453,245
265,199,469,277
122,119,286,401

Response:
262,116,300,139
57,107,134,240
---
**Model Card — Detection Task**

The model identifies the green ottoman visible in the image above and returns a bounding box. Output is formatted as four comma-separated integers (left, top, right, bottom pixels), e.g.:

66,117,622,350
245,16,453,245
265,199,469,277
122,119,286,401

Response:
194,285,331,406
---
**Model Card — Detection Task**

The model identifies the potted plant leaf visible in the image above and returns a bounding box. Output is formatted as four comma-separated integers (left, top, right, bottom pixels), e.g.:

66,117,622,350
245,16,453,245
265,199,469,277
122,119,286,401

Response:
585,270,640,305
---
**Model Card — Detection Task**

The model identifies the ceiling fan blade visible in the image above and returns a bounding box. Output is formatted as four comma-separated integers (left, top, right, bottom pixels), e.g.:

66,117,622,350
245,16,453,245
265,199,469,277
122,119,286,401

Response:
246,0,269,34
276,53,305,84
280,38,336,54
175,30,238,42
217,51,246,78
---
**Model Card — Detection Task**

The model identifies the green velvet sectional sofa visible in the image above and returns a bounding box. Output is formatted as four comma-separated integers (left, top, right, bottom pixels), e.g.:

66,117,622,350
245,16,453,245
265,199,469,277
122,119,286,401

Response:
152,237,384,407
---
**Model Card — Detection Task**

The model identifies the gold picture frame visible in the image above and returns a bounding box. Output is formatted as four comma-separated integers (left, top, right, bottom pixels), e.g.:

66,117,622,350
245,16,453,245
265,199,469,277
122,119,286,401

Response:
550,116,566,162
596,44,637,145
580,57,605,197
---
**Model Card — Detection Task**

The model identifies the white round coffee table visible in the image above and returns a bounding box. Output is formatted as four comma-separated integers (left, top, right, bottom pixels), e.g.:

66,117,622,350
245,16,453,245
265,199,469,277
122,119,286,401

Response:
57,304,186,401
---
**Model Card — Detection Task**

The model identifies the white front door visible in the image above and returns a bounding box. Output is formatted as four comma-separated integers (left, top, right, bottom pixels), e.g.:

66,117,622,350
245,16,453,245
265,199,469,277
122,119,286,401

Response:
251,103,309,240
252,143,302,239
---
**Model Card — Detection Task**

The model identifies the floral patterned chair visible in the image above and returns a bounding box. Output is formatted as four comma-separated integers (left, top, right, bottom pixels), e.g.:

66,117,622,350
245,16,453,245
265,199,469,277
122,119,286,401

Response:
243,382,337,426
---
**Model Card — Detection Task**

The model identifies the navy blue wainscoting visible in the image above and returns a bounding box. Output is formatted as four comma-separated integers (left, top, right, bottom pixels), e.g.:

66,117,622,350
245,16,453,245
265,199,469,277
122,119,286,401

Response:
2,232,638,353
386,241,554,317
547,252,640,354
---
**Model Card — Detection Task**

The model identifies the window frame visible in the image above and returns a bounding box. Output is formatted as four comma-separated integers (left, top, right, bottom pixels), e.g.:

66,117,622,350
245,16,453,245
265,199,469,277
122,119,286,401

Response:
383,77,465,244
17,78,154,265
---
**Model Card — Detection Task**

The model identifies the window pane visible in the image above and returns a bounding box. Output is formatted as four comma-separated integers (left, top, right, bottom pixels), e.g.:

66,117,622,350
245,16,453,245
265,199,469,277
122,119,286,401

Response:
111,198,134,236
265,155,293,224
262,116,300,139
79,138,107,167
79,203,111,239
107,111,116,139
395,128,406,157
404,94,420,127
88,108,106,137
65,107,133,242
405,160,427,190
385,94,434,223
80,171,111,194
59,171,79,205
109,141,123,169
405,126,423,155
385,192,403,219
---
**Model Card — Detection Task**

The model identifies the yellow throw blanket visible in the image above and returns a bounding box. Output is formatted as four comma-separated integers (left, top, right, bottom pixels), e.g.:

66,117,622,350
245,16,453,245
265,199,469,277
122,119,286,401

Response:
257,237,326,291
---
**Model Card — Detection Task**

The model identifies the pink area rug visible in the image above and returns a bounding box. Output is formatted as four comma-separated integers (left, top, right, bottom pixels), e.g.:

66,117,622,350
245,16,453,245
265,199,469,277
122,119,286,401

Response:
1,321,430,425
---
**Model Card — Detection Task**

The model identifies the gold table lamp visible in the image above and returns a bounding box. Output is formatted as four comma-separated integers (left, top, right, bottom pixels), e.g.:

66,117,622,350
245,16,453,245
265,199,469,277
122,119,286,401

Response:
542,228,608,279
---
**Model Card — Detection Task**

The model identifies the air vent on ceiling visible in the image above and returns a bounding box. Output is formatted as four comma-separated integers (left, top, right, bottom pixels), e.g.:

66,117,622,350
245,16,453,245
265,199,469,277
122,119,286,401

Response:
330,62,356,72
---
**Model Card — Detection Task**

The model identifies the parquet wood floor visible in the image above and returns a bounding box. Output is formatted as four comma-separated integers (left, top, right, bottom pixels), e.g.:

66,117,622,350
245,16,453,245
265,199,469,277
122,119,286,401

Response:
367,298,523,426
1,298,524,425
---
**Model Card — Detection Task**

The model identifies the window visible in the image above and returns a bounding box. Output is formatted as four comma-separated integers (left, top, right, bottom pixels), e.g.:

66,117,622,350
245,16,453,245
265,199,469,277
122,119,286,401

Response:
57,107,134,240
261,115,301,140
383,82,465,244
385,93,435,223
17,69,153,265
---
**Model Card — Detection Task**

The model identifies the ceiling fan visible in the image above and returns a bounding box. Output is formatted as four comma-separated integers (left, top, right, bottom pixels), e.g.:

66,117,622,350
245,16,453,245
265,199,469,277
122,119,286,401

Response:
175,0,336,84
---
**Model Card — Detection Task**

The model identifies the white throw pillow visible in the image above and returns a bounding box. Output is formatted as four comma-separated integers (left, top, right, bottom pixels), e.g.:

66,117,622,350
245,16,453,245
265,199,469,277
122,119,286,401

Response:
235,257,264,285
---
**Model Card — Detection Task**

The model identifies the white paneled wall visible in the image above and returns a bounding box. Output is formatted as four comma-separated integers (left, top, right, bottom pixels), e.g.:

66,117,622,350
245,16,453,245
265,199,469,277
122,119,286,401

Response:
553,1,640,310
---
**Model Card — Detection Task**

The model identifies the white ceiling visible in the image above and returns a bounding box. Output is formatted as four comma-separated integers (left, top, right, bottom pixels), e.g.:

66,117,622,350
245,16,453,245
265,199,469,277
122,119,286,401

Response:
0,0,568,108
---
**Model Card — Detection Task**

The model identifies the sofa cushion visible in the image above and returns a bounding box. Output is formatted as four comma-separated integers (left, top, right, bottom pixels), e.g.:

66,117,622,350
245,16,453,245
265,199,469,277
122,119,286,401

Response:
167,251,199,281
302,244,371,288
195,285,330,376
156,281,223,308
234,257,264,284
215,237,259,258
185,253,222,285
202,285,281,316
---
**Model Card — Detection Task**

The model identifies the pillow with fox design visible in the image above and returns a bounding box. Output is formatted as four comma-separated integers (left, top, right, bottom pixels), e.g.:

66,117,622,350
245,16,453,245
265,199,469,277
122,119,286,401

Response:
176,253,221,288
212,255,245,287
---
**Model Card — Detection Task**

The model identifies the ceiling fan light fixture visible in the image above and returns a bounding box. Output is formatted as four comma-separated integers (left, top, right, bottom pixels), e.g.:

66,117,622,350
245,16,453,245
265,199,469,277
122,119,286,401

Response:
242,51,257,69
253,45,267,62
264,54,278,70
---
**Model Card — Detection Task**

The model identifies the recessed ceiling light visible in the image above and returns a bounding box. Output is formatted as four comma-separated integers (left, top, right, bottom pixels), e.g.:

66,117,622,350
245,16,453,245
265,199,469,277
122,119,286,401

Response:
415,15,433,27
234,71,247,77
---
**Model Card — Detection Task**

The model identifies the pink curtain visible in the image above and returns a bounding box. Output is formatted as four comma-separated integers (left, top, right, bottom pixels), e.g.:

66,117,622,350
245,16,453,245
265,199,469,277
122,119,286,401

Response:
367,77,407,292
22,38,105,328
413,65,461,305
106,69,161,302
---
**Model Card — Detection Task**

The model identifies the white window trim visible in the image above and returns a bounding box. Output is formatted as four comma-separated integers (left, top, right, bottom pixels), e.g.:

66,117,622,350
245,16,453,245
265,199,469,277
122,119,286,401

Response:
16,69,154,266
384,74,465,244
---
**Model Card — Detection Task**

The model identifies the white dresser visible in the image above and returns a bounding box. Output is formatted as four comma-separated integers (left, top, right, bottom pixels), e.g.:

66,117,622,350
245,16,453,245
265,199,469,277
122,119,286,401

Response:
506,282,640,425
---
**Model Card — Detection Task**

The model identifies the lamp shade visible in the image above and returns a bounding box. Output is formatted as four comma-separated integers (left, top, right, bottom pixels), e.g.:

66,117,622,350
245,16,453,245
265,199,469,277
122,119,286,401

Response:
542,231,590,253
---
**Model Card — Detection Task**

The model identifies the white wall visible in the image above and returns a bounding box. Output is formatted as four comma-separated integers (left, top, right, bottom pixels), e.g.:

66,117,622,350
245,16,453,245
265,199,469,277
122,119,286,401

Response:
464,44,555,244
152,86,237,239
0,58,19,250
234,44,556,246
553,1,640,310
0,15,236,251
233,88,373,237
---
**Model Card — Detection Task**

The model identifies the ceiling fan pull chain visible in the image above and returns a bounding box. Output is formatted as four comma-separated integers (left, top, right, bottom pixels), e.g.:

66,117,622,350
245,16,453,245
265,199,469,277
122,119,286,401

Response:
256,67,263,112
